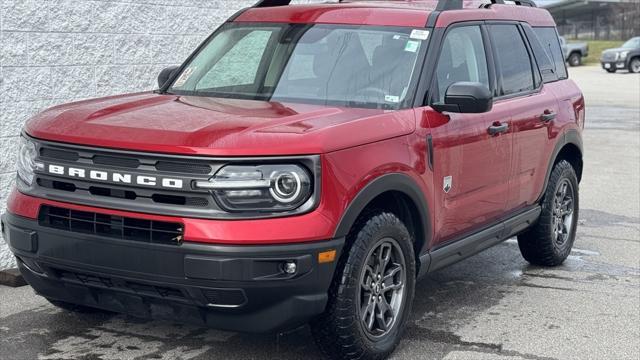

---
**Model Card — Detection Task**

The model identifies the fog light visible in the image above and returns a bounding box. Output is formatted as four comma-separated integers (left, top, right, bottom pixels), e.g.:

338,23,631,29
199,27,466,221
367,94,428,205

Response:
283,261,297,275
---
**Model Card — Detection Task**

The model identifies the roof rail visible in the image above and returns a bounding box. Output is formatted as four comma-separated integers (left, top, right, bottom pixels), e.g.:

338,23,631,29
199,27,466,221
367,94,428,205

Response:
254,0,537,9
255,0,291,7
437,0,538,10
337,0,539,9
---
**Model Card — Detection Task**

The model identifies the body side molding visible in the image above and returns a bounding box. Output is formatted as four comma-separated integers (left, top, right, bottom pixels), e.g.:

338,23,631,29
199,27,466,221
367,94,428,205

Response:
420,206,541,277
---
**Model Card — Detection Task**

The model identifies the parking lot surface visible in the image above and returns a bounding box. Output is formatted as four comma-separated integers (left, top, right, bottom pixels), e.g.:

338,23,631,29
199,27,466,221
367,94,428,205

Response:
1,66,639,360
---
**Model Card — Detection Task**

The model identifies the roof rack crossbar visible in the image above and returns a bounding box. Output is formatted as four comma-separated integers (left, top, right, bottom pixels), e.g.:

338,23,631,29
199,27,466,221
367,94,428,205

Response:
254,0,292,7
486,0,537,7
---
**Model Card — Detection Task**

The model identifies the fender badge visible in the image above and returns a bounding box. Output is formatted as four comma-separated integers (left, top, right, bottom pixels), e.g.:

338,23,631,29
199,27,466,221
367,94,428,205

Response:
443,176,453,194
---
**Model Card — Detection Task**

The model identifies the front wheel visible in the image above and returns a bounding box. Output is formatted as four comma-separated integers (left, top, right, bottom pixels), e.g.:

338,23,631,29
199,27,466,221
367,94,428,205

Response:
518,160,579,266
629,58,640,73
311,212,416,360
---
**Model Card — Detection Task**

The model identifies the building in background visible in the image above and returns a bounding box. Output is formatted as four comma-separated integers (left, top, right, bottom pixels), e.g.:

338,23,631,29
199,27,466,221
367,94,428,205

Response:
544,0,640,40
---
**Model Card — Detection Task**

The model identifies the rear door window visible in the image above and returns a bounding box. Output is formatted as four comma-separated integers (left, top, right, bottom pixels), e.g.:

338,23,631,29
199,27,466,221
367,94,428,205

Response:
490,25,535,96
533,27,568,80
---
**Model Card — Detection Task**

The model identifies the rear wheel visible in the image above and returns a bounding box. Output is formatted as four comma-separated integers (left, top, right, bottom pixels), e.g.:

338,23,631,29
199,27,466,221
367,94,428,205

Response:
568,52,581,67
311,212,415,360
629,58,640,73
518,160,579,266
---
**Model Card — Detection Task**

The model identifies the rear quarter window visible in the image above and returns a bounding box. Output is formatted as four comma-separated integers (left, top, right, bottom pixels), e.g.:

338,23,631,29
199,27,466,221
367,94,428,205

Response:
523,25,558,83
532,27,568,80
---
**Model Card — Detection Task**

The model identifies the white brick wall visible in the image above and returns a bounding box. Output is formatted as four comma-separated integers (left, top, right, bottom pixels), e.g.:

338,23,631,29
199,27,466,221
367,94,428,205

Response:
0,0,324,270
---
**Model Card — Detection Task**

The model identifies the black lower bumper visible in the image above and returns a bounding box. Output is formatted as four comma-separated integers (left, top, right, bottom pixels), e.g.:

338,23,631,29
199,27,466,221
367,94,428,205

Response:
1,212,343,333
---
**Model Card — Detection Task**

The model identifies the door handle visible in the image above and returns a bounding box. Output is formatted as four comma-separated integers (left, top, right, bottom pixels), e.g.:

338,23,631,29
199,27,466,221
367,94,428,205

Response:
541,110,557,122
488,123,509,135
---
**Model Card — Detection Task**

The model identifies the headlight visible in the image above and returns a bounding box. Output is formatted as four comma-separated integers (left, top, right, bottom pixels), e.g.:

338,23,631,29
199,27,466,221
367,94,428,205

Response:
620,51,629,60
16,137,43,186
195,164,313,212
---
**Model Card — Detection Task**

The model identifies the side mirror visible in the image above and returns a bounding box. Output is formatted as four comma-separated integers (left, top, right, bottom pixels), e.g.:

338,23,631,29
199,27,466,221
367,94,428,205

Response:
432,82,493,114
158,66,180,88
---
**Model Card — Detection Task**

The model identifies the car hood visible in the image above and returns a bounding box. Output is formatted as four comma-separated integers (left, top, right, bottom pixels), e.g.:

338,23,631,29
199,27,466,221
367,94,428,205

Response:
26,92,416,156
603,47,634,53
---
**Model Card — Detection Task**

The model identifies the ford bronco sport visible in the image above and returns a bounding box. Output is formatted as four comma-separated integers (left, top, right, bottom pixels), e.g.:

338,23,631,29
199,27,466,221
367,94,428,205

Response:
2,0,585,358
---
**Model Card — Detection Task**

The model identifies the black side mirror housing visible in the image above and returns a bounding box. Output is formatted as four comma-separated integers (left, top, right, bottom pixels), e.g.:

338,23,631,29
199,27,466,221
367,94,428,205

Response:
432,82,493,114
158,66,180,89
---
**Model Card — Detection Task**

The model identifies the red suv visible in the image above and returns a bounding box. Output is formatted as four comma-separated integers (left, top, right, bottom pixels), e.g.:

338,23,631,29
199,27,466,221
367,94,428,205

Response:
2,0,585,358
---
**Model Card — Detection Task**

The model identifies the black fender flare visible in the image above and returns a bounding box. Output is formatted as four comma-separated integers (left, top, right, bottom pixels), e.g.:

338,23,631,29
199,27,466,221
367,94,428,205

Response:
333,173,432,255
536,129,583,203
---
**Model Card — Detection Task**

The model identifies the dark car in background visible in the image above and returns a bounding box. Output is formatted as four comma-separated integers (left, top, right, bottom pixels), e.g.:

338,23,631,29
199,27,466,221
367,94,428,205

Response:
601,37,640,73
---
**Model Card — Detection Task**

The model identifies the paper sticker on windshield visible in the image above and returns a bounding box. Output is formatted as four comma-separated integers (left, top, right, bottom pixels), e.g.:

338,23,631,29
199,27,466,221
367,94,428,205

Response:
173,66,196,88
385,95,400,103
405,40,420,53
410,29,430,40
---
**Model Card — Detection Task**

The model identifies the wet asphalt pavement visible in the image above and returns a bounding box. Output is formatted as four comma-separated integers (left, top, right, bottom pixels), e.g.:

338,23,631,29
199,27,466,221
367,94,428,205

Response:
1,66,639,360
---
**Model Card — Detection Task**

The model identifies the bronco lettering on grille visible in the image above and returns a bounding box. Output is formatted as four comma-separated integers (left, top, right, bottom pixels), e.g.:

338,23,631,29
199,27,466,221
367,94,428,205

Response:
46,164,184,189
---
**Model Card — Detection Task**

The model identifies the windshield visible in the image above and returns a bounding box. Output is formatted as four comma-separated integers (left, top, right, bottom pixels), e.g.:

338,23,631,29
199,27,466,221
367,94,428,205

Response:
168,23,428,110
622,37,640,49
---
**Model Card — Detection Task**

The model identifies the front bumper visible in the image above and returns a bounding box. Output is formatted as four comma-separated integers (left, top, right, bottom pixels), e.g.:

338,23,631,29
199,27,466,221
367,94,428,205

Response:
601,61,628,70
1,212,344,333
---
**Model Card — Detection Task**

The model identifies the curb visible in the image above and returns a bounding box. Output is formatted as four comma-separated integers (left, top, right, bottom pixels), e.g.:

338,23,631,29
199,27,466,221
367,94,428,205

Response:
0,268,27,287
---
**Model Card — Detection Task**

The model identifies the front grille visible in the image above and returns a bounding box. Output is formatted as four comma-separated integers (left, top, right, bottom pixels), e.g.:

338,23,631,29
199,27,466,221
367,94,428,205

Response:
27,139,318,219
93,155,140,168
156,161,212,174
30,141,225,218
38,145,214,175
37,178,210,207
602,52,618,62
40,147,79,162
39,206,184,245
37,178,76,192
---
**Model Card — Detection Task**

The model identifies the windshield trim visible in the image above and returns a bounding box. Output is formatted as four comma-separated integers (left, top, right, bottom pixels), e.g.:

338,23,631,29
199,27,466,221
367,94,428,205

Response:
165,22,430,111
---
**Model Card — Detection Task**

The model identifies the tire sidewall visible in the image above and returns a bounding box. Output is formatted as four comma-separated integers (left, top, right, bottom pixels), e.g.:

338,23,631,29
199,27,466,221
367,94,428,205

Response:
569,53,581,67
543,162,580,261
313,212,416,359
630,58,640,73
350,220,416,354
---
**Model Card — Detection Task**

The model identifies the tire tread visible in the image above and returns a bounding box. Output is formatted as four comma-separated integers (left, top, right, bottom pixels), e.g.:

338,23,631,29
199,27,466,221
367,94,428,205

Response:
311,211,415,360
518,160,579,266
